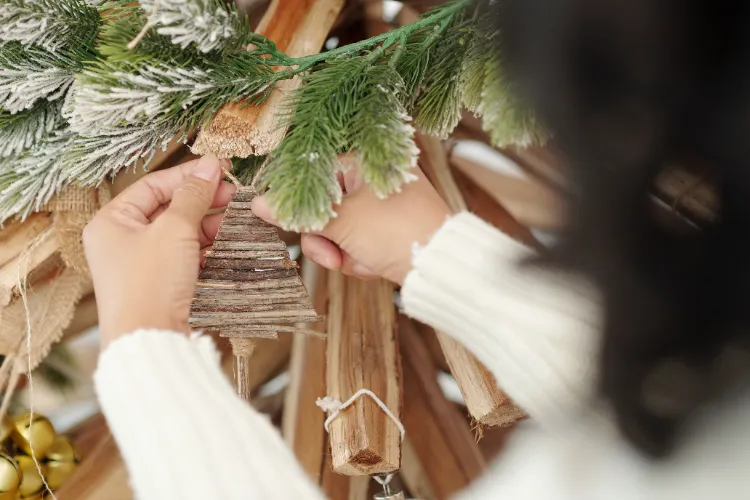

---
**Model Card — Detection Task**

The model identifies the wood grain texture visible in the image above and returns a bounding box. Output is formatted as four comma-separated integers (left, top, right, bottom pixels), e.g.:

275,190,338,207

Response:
192,186,321,337
192,0,345,157
56,414,132,500
282,261,329,482
450,155,565,230
399,316,486,499
416,133,524,428
326,273,402,476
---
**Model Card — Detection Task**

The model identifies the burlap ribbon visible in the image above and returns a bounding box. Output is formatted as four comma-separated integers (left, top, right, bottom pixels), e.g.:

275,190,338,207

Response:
0,185,110,416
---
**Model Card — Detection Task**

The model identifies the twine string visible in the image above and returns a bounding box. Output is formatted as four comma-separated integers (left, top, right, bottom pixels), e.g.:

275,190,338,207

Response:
315,388,405,440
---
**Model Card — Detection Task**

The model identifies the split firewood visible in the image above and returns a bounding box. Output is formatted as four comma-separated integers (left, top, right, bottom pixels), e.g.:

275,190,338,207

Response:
399,316,486,499
416,133,525,428
326,273,402,476
282,260,328,482
451,166,540,249
0,214,50,269
321,455,372,500
192,0,346,158
449,151,565,230
0,229,59,307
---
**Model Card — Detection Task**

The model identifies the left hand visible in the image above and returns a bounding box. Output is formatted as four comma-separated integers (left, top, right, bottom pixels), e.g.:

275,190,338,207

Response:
83,155,237,348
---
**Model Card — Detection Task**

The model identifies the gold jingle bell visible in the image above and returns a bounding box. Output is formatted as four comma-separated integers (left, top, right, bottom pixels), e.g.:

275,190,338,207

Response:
44,436,77,463
11,413,56,457
15,455,46,498
0,453,21,500
45,461,77,490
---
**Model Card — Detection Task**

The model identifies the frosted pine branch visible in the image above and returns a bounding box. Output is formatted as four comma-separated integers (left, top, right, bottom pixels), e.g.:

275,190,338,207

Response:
0,131,73,221
138,0,253,53
70,56,275,136
350,66,419,198
0,0,100,52
60,122,184,186
0,101,64,157
0,66,75,113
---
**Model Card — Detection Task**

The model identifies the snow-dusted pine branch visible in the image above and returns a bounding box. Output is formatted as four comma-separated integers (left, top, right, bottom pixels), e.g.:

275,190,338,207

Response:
0,0,101,52
70,56,275,136
0,101,64,157
138,0,253,53
59,122,184,187
0,131,74,221
350,65,419,199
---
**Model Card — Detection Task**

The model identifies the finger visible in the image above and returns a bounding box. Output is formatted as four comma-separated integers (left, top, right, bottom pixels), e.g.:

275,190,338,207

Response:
301,234,342,270
164,156,222,227
339,251,378,280
105,156,232,222
199,212,225,247
250,195,278,226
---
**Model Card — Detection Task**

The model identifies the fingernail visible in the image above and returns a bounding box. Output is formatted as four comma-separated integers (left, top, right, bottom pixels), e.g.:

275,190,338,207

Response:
194,155,220,182
310,252,335,270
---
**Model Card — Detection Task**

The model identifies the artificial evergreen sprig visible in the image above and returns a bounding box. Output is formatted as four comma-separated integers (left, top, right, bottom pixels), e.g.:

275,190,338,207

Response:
0,0,100,52
138,0,255,53
0,0,548,230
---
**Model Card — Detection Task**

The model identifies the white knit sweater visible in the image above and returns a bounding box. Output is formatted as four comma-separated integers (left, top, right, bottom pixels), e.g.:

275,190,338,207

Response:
94,213,750,499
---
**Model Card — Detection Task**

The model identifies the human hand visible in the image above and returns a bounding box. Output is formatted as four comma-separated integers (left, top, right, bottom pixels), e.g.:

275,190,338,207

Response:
251,158,451,285
83,155,237,348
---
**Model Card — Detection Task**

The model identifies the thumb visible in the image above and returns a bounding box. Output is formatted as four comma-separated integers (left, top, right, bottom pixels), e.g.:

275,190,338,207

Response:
166,155,221,226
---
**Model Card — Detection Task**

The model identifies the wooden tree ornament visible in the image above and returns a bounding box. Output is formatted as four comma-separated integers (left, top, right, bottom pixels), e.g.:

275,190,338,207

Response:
191,186,323,401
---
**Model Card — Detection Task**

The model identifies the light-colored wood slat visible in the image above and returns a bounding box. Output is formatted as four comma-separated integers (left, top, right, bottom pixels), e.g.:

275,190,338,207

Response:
282,260,329,482
416,133,524,428
450,154,565,230
321,455,372,500
326,273,402,475
220,335,294,396
192,0,346,157
399,316,486,499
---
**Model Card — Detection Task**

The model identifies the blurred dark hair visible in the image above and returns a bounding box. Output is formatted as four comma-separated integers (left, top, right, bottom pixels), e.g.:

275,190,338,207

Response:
493,0,750,457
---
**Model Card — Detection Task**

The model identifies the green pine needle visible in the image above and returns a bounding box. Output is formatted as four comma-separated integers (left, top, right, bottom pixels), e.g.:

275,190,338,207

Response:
260,57,374,231
0,101,64,157
459,21,490,113
479,53,549,147
0,0,101,52
349,64,419,198
414,18,471,138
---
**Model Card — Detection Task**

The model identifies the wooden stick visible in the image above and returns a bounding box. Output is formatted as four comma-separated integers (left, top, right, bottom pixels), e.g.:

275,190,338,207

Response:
229,337,257,402
452,166,540,249
326,273,402,476
416,133,524,428
0,229,58,306
399,316,486,498
220,335,293,397
282,260,328,482
192,0,346,158
0,214,50,268
450,154,565,230
321,455,372,500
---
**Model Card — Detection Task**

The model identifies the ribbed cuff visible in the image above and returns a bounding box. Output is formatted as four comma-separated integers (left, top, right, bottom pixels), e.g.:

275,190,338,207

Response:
402,212,601,426
95,330,324,500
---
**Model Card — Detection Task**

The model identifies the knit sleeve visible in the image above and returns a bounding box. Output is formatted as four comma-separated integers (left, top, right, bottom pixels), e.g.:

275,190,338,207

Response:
93,330,324,500
401,212,602,427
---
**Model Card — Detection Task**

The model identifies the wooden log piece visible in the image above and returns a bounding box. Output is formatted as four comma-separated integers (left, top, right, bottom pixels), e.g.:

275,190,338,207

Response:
399,316,486,499
192,0,346,157
416,133,524,428
282,260,328,482
326,273,402,476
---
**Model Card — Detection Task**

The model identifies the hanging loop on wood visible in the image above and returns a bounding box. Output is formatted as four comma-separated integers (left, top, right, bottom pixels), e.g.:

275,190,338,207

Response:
316,389,406,440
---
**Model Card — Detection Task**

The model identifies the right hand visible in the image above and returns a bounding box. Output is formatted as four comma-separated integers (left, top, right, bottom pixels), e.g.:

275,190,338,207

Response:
251,159,451,285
